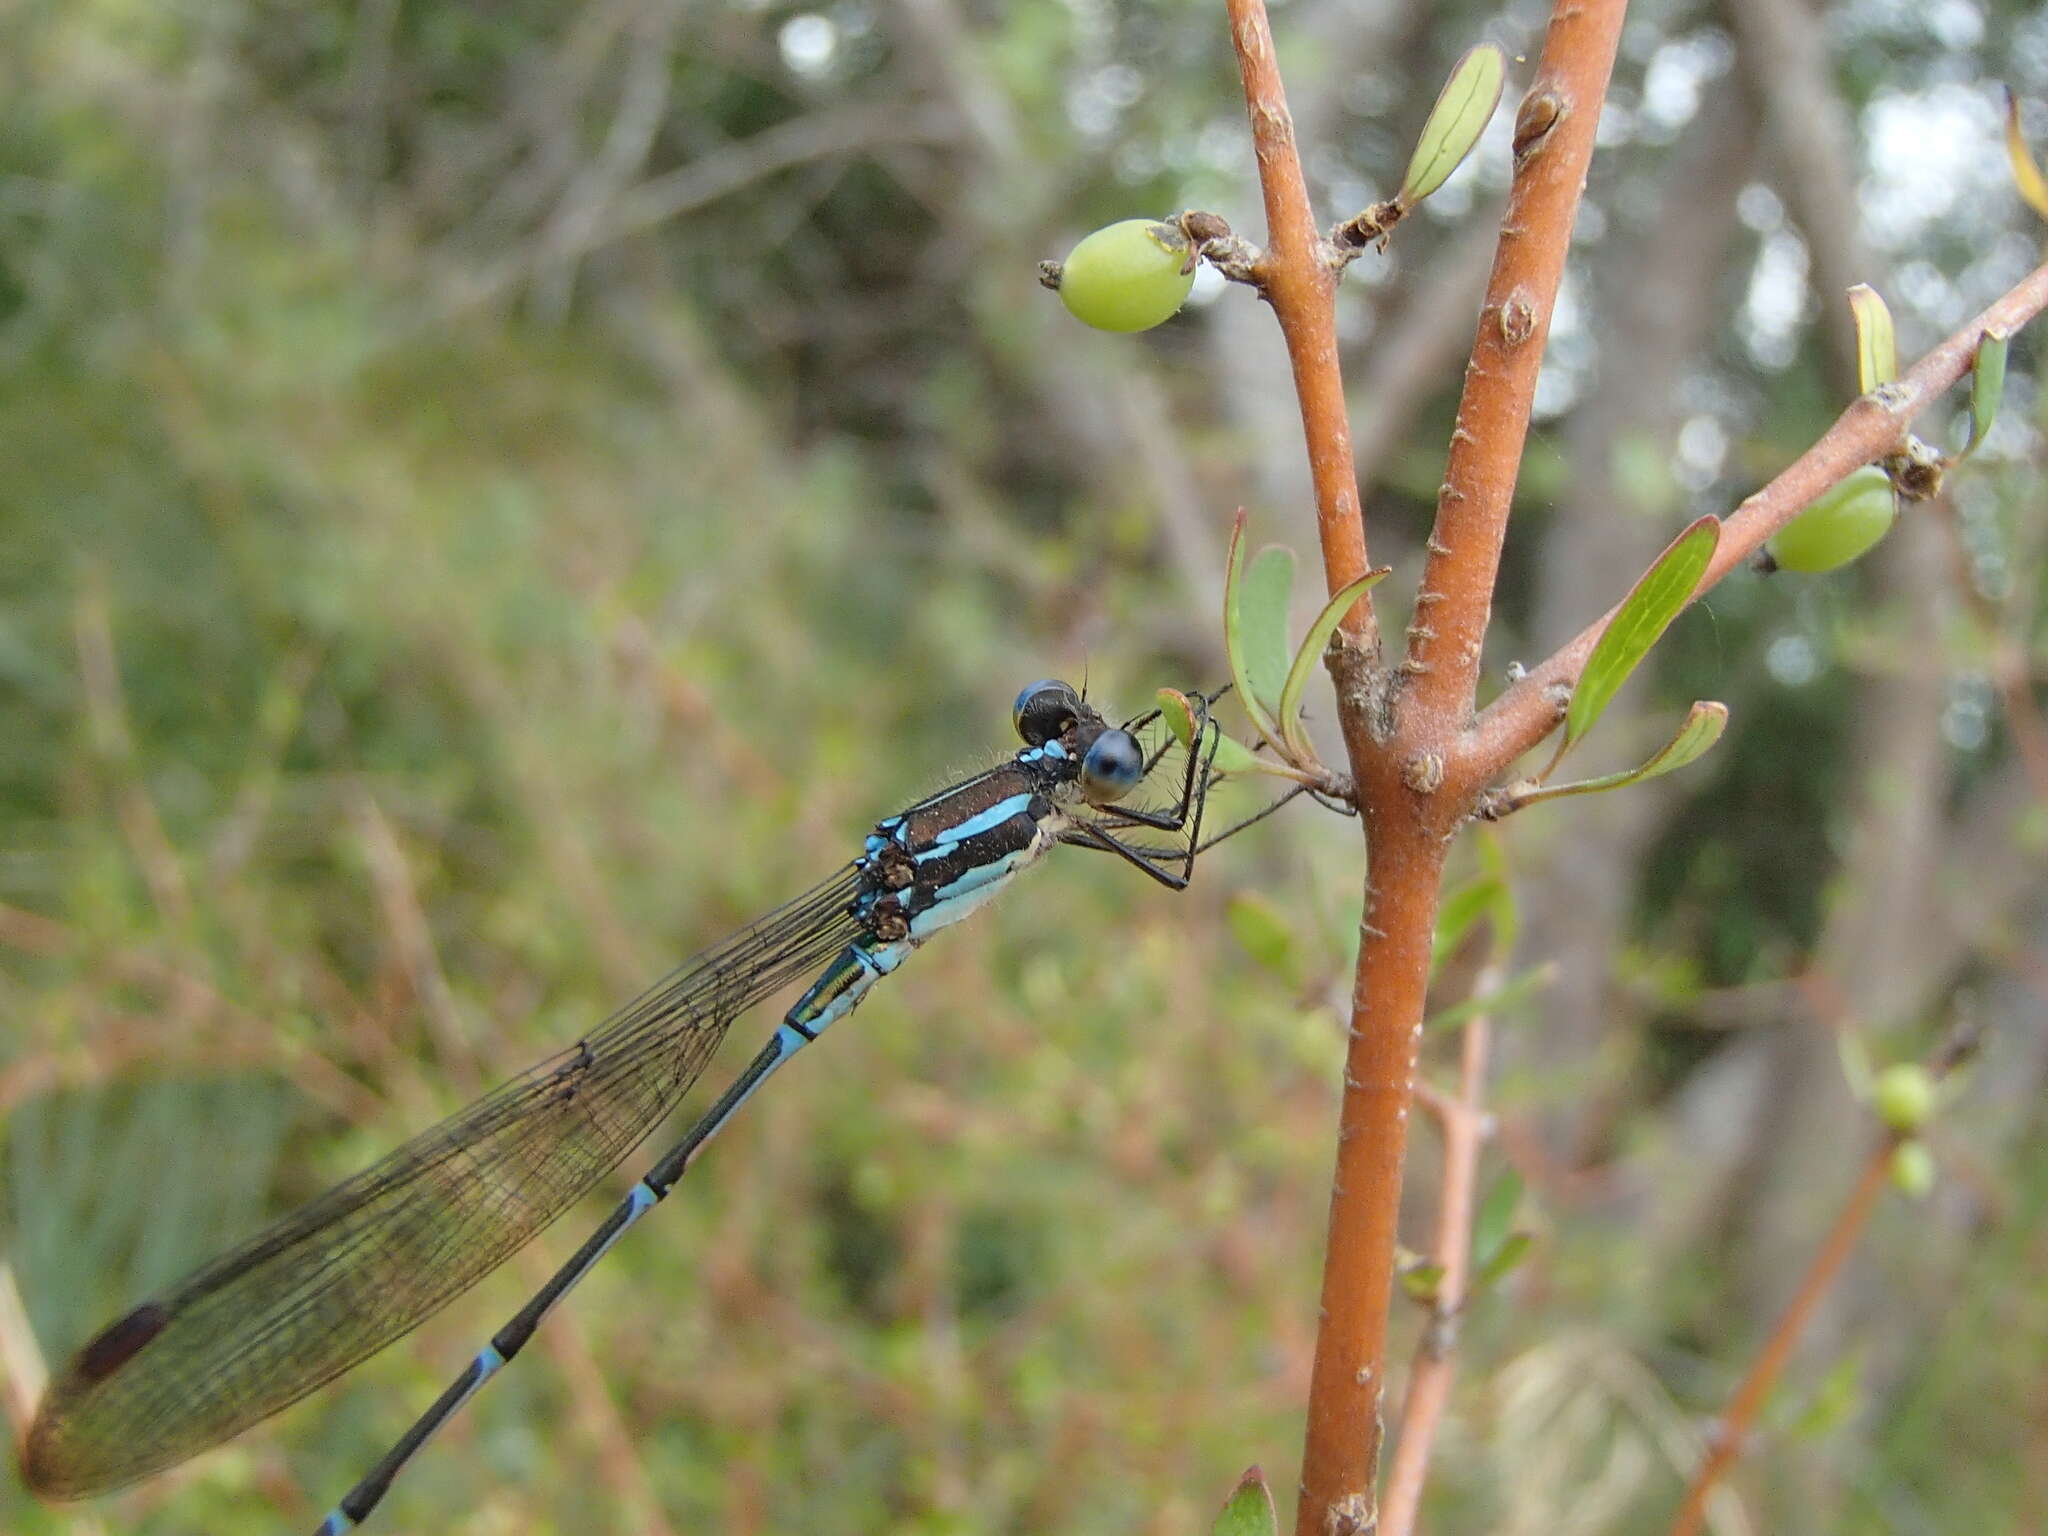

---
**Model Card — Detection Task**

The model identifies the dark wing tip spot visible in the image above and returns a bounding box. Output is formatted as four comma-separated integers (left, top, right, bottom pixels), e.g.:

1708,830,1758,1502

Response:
76,1300,171,1383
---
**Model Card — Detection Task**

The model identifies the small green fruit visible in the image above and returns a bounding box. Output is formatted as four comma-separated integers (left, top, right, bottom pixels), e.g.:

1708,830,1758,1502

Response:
1054,219,1196,333
1872,1062,1936,1133
1769,466,1897,573
1889,1138,1935,1198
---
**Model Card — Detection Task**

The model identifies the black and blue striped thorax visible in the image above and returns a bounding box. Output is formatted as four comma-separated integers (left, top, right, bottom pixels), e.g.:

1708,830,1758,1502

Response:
854,684,1128,948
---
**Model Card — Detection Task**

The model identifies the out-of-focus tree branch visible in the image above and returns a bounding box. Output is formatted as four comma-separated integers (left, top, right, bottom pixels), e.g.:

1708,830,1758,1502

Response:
1726,0,1871,383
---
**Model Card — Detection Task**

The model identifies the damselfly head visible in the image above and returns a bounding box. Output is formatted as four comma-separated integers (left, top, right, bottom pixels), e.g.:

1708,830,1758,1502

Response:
1012,679,1084,745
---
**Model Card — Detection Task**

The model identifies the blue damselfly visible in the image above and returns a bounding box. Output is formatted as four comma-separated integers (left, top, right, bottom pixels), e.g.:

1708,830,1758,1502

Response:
24,679,1271,1532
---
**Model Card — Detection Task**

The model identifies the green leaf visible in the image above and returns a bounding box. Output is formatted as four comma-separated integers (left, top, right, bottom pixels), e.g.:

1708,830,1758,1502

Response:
1400,1261,1447,1303
1424,962,1554,1032
1157,686,1267,778
1431,842,1520,974
1787,1351,1866,1441
1847,284,1896,392
1559,516,1718,762
1400,44,1507,206
1960,328,2009,460
1227,892,1296,978
1473,1230,1533,1292
2006,86,2048,221
1241,545,1296,715
1222,514,1283,751
1277,568,1388,761
1157,687,1199,749
1473,831,1519,954
1514,701,1728,806
1211,1466,1278,1536
1473,1168,1522,1267
1208,731,1268,775
1431,873,1504,975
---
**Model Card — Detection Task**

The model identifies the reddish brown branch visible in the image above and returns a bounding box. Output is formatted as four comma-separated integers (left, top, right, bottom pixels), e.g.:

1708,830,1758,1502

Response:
1293,813,1446,1536
1667,1016,1982,1534
1220,3,1633,1529
1284,6,1630,1531
1665,1137,1896,1536
1408,0,1630,743
1463,254,2048,783
1222,0,1375,647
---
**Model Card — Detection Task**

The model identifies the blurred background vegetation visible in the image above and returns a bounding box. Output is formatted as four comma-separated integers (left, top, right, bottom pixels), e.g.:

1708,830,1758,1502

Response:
2,0,2044,1532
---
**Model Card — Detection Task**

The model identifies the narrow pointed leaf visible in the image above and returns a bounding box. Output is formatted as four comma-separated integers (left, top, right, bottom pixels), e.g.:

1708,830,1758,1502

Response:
1227,892,1296,979
1473,1231,1533,1292
1474,830,1519,954
1847,284,1896,392
1222,514,1283,750
1787,1353,1867,1441
1424,962,1555,1032
1208,732,1269,775
2006,87,2048,220
1473,1168,1523,1266
1560,516,1718,760
1431,873,1506,976
1278,568,1388,760
1212,1466,1279,1536
1960,328,2009,460
1400,44,1506,206
1516,701,1728,805
1241,545,1296,715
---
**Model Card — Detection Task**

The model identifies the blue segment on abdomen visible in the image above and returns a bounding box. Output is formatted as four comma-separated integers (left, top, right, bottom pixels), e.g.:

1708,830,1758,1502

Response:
909,849,1033,939
928,846,1027,901
785,939,915,1039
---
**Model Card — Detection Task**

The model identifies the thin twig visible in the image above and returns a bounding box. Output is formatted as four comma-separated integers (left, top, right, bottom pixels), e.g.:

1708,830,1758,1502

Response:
72,578,192,929
1666,1019,1985,1535
1222,0,1375,645
1219,1,1411,1522
439,101,959,315
1381,981,1496,1536
1664,1137,1895,1536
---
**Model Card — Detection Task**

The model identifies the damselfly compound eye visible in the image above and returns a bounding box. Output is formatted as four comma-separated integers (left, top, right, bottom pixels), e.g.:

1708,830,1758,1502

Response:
1013,679,1082,745
1079,728,1145,803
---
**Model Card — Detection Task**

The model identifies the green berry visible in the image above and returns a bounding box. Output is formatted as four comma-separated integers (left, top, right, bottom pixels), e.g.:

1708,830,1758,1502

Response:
1054,219,1196,333
1872,1063,1936,1133
1889,1138,1935,1198
1769,466,1897,573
